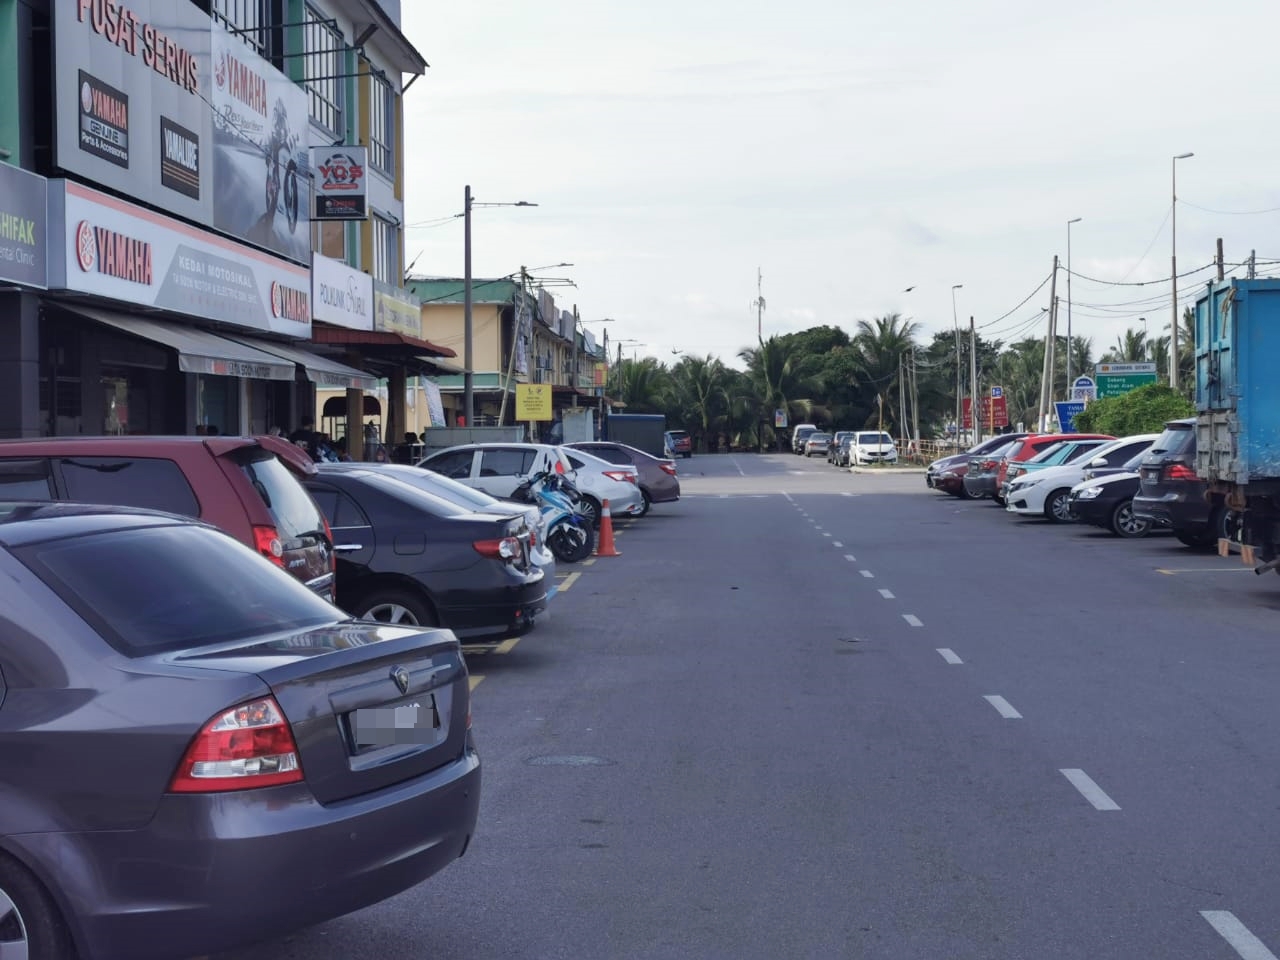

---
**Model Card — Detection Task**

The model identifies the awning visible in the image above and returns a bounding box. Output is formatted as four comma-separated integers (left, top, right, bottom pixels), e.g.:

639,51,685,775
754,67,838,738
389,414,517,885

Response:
223,334,379,391
309,325,456,358
63,305,296,381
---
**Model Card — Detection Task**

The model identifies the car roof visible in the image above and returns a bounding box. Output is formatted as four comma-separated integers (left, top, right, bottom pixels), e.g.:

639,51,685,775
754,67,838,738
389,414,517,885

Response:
424,442,561,453
0,501,197,547
0,434,317,475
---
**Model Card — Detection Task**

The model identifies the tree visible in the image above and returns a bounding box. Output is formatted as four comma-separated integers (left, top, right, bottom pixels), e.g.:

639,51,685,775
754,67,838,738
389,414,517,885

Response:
1071,383,1194,436
1102,327,1148,363
850,314,920,434
738,336,820,450
614,358,670,413
669,355,728,452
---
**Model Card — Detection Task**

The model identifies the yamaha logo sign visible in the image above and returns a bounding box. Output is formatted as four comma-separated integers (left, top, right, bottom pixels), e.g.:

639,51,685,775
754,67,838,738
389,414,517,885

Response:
75,220,97,272
270,281,310,324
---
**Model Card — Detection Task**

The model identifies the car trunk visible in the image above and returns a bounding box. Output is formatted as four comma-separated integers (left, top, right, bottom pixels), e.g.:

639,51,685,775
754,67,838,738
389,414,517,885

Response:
169,623,470,804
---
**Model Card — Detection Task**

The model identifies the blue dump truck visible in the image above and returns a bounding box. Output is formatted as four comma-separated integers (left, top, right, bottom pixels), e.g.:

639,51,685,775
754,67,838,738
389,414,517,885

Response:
1195,279,1280,573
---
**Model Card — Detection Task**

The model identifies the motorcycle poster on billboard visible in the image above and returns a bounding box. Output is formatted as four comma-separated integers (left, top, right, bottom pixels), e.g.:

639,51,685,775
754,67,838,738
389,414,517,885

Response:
311,146,368,220
210,29,311,265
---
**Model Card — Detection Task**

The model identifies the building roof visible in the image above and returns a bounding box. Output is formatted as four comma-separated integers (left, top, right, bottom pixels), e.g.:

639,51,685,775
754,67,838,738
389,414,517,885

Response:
406,277,519,306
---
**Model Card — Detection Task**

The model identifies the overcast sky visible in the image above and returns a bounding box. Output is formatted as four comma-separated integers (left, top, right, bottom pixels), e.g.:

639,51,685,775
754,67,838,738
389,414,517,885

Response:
399,0,1280,372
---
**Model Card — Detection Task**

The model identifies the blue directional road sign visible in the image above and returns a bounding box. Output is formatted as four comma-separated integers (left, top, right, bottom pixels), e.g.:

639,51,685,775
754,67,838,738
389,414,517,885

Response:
991,386,1003,399
1056,401,1086,432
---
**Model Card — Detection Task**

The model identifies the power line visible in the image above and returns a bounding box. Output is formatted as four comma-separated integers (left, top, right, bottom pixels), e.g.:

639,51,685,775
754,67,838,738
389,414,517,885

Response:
1064,260,1217,287
1181,199,1280,216
978,271,1054,330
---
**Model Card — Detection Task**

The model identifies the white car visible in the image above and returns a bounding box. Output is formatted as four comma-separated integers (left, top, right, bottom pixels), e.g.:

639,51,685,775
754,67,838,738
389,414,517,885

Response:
417,442,576,500
560,447,645,522
847,431,898,466
1004,433,1159,522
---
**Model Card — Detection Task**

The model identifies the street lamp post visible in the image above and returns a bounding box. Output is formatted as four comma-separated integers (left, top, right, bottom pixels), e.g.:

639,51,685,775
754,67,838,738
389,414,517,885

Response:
1067,218,1082,387
951,284,963,447
1171,153,1194,392
462,185,537,427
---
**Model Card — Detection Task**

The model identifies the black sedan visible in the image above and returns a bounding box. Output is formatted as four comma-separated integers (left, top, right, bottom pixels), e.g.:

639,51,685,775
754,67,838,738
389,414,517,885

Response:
303,468,547,640
1068,470,1151,537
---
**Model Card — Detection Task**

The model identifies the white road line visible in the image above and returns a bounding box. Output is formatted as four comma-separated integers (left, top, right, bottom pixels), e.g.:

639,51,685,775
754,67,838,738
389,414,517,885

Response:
730,455,747,477
984,695,1022,718
1059,769,1121,811
879,588,895,599
833,541,843,547
782,492,793,502
823,533,832,538
859,570,874,578
903,614,923,627
937,648,964,664
841,492,854,497
844,554,857,562
1201,911,1280,960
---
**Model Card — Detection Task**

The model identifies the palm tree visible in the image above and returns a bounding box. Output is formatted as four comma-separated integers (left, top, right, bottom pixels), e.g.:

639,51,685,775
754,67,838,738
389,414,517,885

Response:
669,355,728,452
851,314,919,433
614,358,669,413
1104,327,1148,363
738,336,818,451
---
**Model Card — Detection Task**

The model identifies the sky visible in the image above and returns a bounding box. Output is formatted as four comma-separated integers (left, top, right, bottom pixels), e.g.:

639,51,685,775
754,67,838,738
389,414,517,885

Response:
398,0,1280,373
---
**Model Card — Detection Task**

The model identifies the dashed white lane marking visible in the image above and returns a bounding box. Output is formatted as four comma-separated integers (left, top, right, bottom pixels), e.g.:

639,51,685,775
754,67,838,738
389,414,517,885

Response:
937,648,964,664
823,532,832,538
841,492,855,497
1059,769,1121,811
833,541,843,547
903,614,923,627
878,588,895,599
984,695,1022,718
730,455,747,477
859,570,874,579
1201,911,1280,960
844,554,857,562
782,492,794,502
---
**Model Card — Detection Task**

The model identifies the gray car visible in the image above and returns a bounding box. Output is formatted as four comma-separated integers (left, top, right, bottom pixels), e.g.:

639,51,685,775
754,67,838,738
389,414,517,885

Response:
0,502,480,960
564,441,681,514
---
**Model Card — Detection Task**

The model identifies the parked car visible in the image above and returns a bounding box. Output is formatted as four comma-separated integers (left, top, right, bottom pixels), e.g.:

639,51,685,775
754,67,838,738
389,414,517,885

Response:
848,431,898,466
1133,417,1231,548
417,443,576,500
1004,434,1156,522
790,424,818,454
556,447,644,523
928,433,1027,496
960,437,1024,499
803,432,832,458
565,441,681,514
1000,436,1115,493
0,435,335,600
303,467,547,638
1068,454,1151,537
991,433,1114,505
0,502,479,960
832,434,855,467
664,429,693,459
828,431,855,464
318,462,555,578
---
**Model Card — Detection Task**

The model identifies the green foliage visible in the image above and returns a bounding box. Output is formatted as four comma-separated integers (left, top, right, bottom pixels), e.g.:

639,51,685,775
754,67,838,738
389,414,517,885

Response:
1071,383,1194,436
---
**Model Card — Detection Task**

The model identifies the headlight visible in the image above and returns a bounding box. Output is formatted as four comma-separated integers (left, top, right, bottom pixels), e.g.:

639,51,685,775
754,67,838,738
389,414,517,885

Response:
1076,486,1103,500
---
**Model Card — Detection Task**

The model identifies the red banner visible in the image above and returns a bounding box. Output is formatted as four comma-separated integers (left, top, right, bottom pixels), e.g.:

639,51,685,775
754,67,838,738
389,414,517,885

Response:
962,396,1009,429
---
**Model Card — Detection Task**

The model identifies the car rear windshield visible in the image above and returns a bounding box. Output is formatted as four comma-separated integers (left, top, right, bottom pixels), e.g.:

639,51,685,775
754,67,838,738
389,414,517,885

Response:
20,524,338,655
235,451,327,541
1003,440,1026,460
363,474,474,517
1148,425,1195,457
810,434,830,442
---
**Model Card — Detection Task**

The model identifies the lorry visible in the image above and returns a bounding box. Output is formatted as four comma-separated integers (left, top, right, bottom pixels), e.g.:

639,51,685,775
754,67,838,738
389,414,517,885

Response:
603,413,666,458
1194,278,1280,574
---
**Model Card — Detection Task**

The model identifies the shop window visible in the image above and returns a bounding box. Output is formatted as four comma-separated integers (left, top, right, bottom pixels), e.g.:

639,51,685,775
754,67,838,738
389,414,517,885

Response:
371,214,399,285
369,75,395,175
211,0,269,58
196,375,238,436
38,321,82,437
313,219,346,260
303,8,345,136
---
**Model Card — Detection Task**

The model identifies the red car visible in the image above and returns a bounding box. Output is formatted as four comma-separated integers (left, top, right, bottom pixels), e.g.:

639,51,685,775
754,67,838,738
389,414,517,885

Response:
992,433,1115,505
0,435,335,600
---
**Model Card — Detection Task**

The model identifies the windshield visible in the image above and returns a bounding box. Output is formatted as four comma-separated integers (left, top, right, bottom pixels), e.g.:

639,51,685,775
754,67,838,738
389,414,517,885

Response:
235,452,326,541
858,433,892,445
1148,424,1195,457
809,434,830,442
378,466,501,511
19,524,338,655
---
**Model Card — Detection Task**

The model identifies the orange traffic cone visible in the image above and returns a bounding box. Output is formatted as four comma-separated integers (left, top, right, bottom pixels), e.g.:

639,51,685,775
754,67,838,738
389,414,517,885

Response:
595,498,621,557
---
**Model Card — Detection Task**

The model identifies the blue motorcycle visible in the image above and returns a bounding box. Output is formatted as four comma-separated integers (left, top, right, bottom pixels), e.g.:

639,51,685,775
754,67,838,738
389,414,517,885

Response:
511,471,595,563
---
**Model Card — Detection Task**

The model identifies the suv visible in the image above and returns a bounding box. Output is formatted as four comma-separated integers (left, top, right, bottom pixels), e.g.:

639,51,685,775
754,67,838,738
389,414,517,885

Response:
417,443,576,499
1133,417,1228,548
0,435,335,600
664,430,693,459
790,424,818,454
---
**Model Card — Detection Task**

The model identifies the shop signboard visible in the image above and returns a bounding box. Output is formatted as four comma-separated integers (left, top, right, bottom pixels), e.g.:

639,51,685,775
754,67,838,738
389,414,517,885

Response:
47,179,311,337
516,383,553,421
311,253,373,330
53,1,312,264
0,163,48,289
310,146,368,220
373,279,421,337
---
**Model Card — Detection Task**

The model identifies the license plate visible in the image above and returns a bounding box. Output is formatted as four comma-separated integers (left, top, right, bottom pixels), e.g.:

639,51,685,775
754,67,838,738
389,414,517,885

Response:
350,694,441,751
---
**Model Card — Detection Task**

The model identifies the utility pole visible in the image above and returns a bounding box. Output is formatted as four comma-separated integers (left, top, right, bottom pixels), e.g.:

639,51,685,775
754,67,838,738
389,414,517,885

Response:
1171,152,1194,392
570,304,580,407
1249,250,1257,279
496,266,528,426
970,315,981,446
951,284,963,448
1066,217,1081,387
910,349,921,457
463,184,473,426
753,268,765,343
898,355,907,455
1037,256,1060,432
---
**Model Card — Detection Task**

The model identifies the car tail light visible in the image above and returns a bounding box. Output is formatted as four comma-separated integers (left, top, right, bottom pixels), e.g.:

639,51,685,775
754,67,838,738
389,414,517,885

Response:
1163,463,1198,481
980,459,997,470
474,536,520,561
253,525,285,568
603,470,632,482
660,463,677,477
169,697,302,793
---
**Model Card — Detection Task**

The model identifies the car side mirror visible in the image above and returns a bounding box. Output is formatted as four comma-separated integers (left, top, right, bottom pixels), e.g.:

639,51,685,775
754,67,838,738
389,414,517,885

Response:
1091,457,1106,467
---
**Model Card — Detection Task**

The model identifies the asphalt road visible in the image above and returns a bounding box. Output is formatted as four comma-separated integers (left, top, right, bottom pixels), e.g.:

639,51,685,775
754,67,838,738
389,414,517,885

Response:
214,452,1280,960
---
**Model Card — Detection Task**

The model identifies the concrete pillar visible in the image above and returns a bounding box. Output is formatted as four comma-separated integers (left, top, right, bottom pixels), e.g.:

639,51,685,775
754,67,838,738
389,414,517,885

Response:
0,292,41,437
345,386,364,460
389,365,407,445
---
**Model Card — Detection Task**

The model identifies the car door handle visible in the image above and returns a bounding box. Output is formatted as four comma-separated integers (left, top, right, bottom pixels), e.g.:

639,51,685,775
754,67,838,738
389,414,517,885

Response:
334,544,364,552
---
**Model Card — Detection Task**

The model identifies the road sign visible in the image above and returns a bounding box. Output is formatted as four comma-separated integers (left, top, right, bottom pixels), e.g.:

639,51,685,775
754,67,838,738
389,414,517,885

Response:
1071,375,1097,401
963,395,1009,429
1055,400,1086,432
1095,362,1156,374
1095,372,1158,399
990,386,1003,399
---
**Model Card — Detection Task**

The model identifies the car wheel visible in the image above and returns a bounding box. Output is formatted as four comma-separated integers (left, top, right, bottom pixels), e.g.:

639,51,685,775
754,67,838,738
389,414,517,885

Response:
1110,500,1150,538
579,495,602,528
1175,530,1215,550
356,589,438,627
636,489,652,517
992,494,1005,506
0,851,73,960
1044,488,1073,523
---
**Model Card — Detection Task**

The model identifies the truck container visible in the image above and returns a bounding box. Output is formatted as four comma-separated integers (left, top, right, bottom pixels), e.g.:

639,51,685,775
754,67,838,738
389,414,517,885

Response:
603,413,666,458
1194,278,1280,571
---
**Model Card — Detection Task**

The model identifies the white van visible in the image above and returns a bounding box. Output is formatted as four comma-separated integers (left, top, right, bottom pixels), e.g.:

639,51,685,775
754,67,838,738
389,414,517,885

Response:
849,431,898,465
791,424,818,454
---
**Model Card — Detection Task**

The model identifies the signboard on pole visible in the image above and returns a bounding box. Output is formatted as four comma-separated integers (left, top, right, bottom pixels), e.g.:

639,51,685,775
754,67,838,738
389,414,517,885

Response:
1056,400,1086,432
962,395,1009,429
1095,362,1158,399
310,146,368,220
515,383,553,421
1071,376,1097,401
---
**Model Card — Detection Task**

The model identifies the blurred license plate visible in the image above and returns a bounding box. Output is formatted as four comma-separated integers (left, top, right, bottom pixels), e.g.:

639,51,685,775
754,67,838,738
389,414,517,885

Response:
351,695,441,751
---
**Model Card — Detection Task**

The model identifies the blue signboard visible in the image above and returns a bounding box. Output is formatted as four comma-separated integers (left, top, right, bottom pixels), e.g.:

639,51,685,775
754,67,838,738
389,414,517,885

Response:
1055,401,1086,432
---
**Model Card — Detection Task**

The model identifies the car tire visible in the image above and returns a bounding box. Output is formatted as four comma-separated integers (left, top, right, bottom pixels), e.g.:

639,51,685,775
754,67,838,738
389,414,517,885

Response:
579,495,602,528
637,489,652,517
355,588,438,627
992,494,1005,506
1044,488,1073,523
0,851,73,960
1110,500,1150,538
